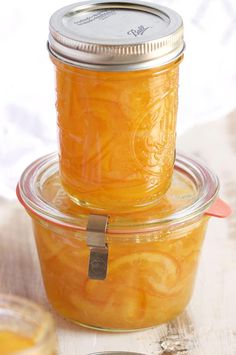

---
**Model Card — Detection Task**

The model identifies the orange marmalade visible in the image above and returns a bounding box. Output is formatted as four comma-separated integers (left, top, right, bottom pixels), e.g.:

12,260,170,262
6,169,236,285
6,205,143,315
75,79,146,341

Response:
0,294,57,354
17,153,221,331
33,214,207,330
0,331,34,353
53,58,181,212
49,1,185,212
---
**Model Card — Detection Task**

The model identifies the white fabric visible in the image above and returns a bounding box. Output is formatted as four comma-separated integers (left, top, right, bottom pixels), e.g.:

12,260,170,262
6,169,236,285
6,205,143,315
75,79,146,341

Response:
1,0,236,199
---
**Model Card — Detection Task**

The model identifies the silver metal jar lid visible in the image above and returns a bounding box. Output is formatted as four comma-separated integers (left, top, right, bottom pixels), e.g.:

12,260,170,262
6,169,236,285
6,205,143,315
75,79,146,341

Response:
88,352,146,355
48,0,184,71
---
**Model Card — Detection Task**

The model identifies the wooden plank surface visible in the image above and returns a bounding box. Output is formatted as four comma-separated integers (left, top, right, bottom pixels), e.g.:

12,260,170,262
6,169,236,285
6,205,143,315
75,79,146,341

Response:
0,111,236,354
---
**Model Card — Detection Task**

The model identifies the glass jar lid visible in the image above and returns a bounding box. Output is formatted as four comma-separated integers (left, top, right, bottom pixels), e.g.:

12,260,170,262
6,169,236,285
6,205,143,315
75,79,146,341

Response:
17,153,219,234
48,0,184,71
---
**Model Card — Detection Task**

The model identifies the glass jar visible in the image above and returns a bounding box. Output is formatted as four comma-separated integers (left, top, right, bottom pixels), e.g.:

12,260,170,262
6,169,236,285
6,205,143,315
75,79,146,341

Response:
0,294,57,354
17,153,230,331
48,0,185,213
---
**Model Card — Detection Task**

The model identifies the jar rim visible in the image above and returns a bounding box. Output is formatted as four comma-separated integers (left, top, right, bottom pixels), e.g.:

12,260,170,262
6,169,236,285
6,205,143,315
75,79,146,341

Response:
17,153,219,234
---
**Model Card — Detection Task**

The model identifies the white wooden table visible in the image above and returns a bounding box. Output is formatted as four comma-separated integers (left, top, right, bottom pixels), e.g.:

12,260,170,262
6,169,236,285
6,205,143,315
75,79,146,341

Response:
1,112,236,354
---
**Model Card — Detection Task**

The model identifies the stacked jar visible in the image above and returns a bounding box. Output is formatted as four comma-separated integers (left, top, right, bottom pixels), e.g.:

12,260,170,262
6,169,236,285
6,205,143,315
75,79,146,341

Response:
17,0,230,332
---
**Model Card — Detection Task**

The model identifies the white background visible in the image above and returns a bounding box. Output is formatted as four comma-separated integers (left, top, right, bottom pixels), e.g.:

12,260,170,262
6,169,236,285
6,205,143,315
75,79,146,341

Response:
0,0,236,199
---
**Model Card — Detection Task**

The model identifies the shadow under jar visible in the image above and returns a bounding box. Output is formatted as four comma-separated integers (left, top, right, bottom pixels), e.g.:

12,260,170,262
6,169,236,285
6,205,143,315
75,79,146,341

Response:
17,153,230,331
48,0,185,213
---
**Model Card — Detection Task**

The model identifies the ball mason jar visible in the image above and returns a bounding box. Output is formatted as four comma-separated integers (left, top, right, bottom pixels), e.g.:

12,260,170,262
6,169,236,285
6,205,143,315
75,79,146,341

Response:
0,294,57,354
48,0,185,213
17,153,231,331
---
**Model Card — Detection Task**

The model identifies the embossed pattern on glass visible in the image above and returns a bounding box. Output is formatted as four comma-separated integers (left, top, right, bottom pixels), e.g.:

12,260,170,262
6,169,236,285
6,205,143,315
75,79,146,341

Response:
53,57,182,213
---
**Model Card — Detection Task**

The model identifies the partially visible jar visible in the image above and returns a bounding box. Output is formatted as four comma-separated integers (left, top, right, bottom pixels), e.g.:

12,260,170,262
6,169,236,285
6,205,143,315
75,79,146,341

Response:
48,0,185,213
88,353,146,355
17,153,231,331
0,294,57,354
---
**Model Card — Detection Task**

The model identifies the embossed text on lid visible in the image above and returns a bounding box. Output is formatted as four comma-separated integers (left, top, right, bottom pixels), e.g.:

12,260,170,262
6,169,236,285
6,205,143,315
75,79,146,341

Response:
48,0,184,71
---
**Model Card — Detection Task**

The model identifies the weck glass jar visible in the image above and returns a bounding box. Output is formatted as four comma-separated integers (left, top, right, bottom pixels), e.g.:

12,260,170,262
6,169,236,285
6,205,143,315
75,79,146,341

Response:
17,153,231,331
48,0,185,213
0,294,57,354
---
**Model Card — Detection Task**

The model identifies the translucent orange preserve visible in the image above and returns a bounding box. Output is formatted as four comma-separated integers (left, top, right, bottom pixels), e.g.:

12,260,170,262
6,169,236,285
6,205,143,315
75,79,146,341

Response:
17,153,221,331
0,331,34,353
52,56,182,212
0,294,57,355
33,215,207,330
30,157,209,330
0,329,56,355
